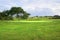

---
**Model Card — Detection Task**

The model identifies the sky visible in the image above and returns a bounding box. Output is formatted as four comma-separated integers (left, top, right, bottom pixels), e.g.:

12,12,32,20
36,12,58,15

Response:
0,0,60,16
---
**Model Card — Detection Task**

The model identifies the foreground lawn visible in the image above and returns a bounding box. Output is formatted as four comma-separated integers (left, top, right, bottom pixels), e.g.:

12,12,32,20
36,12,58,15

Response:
0,20,60,40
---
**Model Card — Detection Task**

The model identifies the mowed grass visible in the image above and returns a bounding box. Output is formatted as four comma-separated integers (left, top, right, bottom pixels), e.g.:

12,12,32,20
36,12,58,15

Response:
0,20,60,40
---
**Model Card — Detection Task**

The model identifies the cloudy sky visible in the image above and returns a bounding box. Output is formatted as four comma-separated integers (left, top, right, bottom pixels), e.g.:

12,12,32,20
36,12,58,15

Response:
0,0,60,16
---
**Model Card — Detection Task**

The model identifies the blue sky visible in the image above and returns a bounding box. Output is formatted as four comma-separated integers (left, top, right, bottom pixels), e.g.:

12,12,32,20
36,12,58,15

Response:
0,0,60,16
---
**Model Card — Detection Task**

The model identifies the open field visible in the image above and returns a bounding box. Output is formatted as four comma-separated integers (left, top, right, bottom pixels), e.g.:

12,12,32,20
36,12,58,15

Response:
0,19,60,40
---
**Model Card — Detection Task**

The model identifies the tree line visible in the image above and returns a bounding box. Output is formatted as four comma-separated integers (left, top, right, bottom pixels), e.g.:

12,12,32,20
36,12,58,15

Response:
0,7,30,20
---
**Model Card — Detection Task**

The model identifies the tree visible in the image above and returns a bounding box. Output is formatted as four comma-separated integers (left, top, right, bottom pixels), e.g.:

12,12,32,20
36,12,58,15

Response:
52,15,60,19
0,12,8,20
1,10,13,20
0,12,3,20
9,7,24,17
21,11,30,19
0,7,30,20
9,7,30,19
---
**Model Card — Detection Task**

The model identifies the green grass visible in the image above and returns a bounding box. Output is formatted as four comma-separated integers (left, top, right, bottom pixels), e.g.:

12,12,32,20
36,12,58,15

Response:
0,20,60,40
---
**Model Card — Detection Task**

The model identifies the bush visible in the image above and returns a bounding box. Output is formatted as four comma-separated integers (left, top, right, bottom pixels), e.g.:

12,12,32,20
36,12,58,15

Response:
52,15,60,19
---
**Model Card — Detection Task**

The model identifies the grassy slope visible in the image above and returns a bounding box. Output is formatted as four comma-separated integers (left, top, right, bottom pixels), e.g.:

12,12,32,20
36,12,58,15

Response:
0,20,60,40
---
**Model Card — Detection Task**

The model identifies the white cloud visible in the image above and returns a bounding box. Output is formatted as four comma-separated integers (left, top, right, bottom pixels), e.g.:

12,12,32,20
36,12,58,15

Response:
21,0,60,16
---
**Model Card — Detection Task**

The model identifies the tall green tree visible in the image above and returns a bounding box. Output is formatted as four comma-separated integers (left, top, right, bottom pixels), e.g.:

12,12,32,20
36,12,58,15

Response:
9,7,30,19
0,7,30,20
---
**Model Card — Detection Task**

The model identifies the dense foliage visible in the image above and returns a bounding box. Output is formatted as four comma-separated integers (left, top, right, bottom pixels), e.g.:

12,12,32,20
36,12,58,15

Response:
0,7,30,20
52,15,60,19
